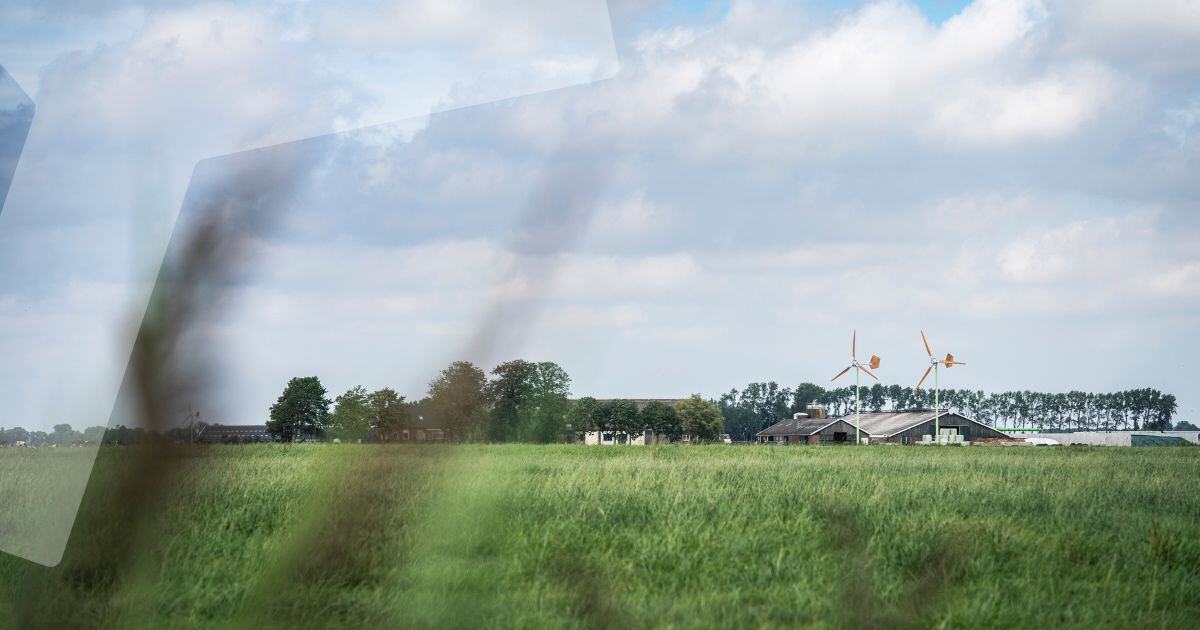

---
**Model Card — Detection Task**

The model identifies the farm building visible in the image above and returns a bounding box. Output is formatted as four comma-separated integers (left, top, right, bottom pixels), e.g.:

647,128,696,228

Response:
1009,430,1200,446
755,413,861,445
757,409,1012,445
852,410,1011,444
197,424,273,444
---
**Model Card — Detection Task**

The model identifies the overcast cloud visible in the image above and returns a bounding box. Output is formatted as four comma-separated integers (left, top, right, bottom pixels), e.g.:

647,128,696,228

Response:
1,0,1198,429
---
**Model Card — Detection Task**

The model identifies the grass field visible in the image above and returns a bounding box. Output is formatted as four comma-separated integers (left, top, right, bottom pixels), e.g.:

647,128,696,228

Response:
1,445,1198,628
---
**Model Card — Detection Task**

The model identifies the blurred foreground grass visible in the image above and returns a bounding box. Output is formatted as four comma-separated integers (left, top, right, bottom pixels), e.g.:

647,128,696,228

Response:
1,445,1198,628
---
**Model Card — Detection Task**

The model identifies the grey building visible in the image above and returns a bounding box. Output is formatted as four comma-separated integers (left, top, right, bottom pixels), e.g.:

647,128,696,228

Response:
757,409,1012,445
852,410,1011,444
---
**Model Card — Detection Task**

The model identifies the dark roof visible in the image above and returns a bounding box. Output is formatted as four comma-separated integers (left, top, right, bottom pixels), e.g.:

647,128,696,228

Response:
756,417,838,437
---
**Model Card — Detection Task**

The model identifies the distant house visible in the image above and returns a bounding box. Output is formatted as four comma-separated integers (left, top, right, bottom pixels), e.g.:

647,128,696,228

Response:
757,408,1011,445
399,418,445,443
382,401,446,443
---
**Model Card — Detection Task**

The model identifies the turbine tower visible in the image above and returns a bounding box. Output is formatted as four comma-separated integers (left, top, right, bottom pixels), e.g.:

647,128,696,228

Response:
915,330,966,444
831,330,880,445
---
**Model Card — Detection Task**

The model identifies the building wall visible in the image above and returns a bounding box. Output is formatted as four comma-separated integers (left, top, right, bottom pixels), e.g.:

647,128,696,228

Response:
583,431,648,445
1019,431,1200,446
813,420,863,445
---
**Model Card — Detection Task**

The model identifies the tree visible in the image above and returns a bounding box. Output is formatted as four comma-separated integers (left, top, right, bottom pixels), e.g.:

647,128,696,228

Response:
427,361,488,441
642,400,681,443
528,362,573,443
567,396,605,441
369,388,410,442
1174,421,1199,431
83,425,106,444
485,360,537,442
676,395,723,443
329,386,373,442
867,383,887,412
47,423,83,446
267,376,331,442
790,382,826,414
0,426,29,445
485,360,571,443
719,389,758,442
606,399,641,444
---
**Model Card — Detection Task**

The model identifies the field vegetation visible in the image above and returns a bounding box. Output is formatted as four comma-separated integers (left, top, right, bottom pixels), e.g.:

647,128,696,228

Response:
1,445,1198,628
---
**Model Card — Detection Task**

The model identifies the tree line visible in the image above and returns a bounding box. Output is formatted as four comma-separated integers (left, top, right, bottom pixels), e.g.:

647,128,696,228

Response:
0,423,158,447
267,359,727,444
717,381,1184,442
266,360,565,443
2,369,1186,446
566,396,724,443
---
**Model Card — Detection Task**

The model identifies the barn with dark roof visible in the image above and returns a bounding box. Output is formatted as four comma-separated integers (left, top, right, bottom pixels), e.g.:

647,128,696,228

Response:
757,409,1012,445
852,410,1011,444
756,413,861,445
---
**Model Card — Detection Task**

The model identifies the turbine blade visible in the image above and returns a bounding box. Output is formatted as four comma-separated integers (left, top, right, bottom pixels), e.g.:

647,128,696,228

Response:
831,365,852,382
921,330,932,357
869,354,881,370
858,365,879,381
852,329,857,359
916,365,932,389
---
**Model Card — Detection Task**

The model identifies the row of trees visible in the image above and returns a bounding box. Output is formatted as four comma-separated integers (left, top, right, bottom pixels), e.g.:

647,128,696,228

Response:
266,360,729,444
0,424,159,446
267,360,577,443
567,396,724,443
717,382,1184,441
3,370,1184,446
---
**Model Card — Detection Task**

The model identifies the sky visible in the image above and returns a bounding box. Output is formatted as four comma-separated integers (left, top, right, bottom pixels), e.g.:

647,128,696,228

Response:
1,0,1198,429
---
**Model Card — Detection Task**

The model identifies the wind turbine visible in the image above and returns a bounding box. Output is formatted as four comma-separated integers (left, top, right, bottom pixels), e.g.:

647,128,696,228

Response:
915,330,966,444
831,330,880,445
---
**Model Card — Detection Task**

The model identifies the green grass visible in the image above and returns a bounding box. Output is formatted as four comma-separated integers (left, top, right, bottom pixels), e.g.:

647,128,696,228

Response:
1,445,1198,628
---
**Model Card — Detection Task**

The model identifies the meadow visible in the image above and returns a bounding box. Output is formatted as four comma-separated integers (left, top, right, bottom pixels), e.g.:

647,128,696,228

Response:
1,444,1198,628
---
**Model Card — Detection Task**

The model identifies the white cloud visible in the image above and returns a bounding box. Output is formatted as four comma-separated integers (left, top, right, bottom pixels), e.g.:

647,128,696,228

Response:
588,191,675,239
1055,0,1200,75
997,215,1142,284
1152,262,1200,298
559,0,1127,155
927,63,1118,146
3,0,1200,427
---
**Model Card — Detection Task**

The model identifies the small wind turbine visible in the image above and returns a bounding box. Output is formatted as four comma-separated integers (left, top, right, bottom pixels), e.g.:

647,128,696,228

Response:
915,330,966,444
831,330,880,445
